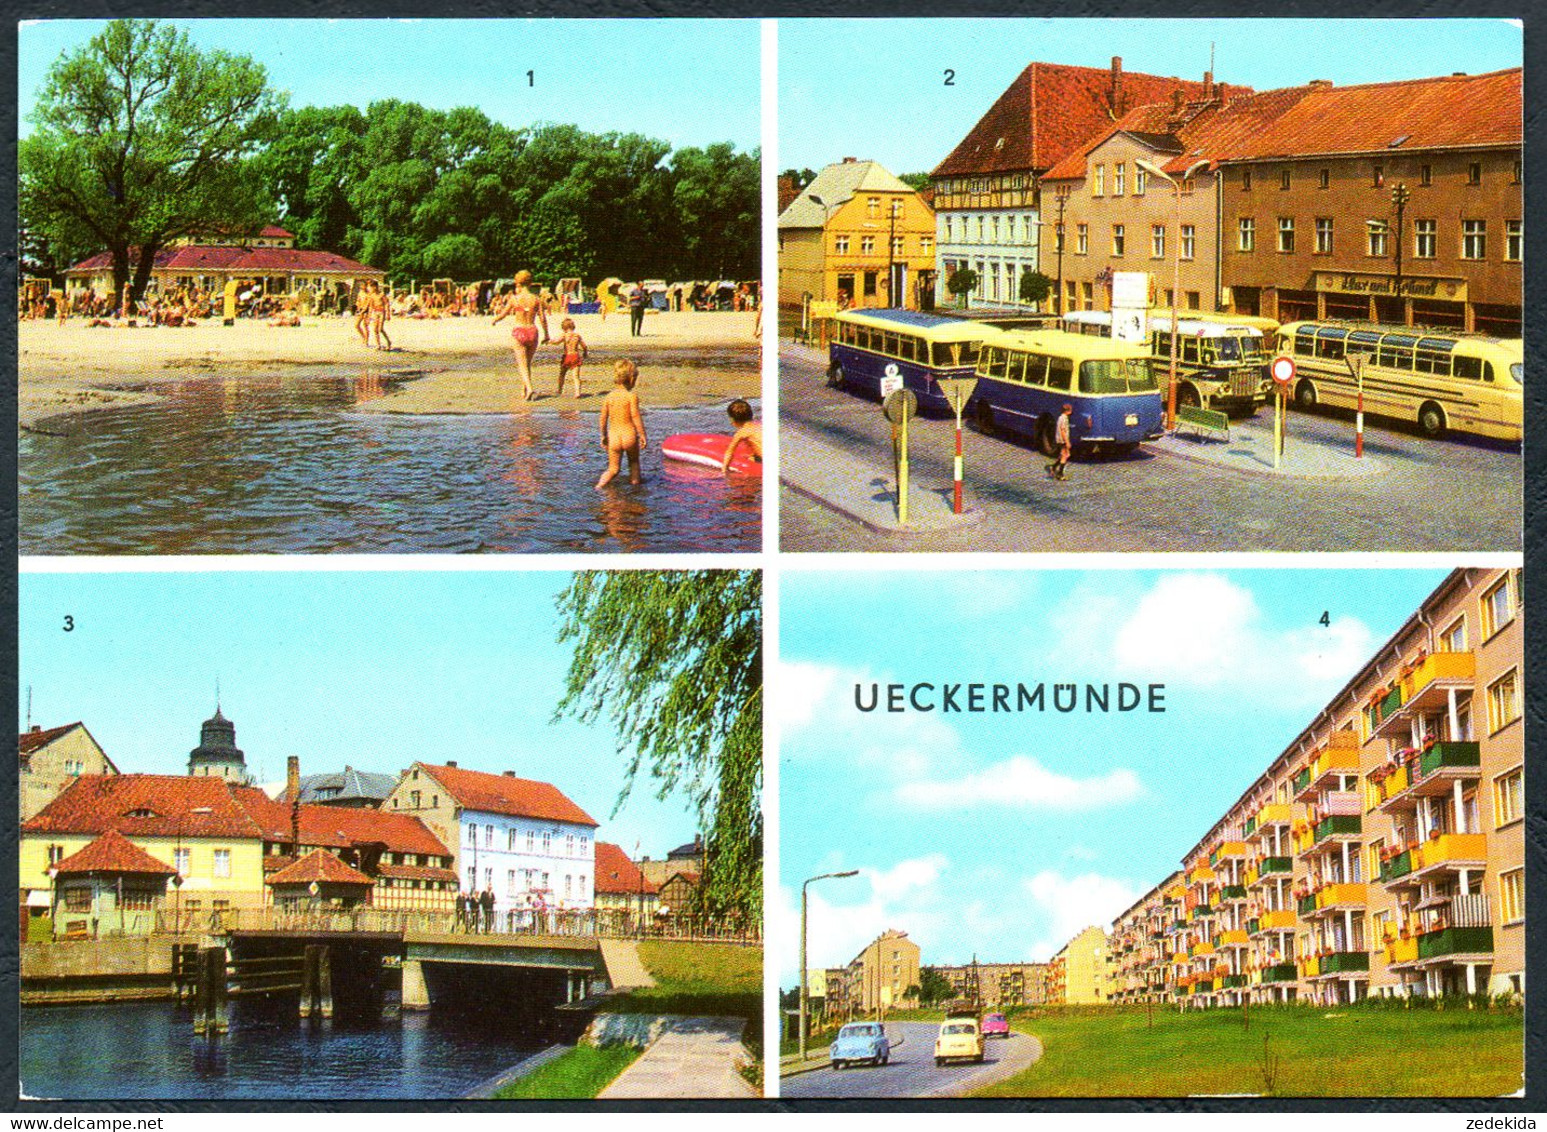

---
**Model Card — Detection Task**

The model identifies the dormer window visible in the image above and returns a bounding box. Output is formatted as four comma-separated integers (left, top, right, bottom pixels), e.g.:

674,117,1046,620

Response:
124,807,159,819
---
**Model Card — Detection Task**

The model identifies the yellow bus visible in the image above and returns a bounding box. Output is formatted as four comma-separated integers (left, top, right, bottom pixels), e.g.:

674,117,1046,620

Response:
1278,321,1522,442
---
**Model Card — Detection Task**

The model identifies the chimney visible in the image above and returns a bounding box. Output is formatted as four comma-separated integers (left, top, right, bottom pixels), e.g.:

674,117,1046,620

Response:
1110,56,1124,110
1216,82,1228,103
287,755,300,800
503,770,517,777
1203,70,1214,100
842,156,857,164
29,724,40,733
446,760,457,768
1309,79,1332,90
287,755,301,857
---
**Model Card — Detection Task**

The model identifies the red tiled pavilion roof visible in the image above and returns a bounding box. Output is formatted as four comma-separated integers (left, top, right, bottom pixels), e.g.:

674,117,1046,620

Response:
594,842,659,896
53,829,177,876
417,763,598,827
266,848,373,888
231,786,450,857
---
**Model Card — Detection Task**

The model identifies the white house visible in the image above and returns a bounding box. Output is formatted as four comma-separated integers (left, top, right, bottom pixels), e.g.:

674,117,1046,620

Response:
384,761,599,920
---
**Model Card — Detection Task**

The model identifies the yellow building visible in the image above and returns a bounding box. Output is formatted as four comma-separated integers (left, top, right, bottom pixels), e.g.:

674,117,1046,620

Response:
837,928,921,1015
1050,925,1114,1005
777,159,937,311
19,722,118,823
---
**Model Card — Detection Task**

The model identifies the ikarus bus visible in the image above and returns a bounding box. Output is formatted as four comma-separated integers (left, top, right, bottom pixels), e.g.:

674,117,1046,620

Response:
1278,321,1523,441
1061,309,1273,416
969,328,1164,457
827,308,993,415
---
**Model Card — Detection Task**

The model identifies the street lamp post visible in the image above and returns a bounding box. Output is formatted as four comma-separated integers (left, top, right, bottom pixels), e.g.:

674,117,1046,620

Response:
1136,158,1208,431
887,200,900,309
1391,182,1409,319
1052,186,1070,316
799,869,858,1064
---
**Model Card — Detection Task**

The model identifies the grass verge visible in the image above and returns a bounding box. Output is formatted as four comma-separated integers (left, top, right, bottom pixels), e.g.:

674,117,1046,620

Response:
972,1004,1524,1097
608,939,763,1065
492,1044,642,1099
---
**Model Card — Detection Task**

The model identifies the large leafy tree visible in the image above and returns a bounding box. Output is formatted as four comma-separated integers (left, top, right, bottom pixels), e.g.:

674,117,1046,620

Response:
670,143,760,280
20,20,284,301
554,571,762,919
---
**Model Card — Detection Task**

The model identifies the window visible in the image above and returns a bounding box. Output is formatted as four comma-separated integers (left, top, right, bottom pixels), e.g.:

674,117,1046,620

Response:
483,868,492,890
1318,169,1330,190
1414,219,1437,259
484,824,494,848
1493,767,1523,827
860,236,875,255
1180,177,1195,196
1462,219,1486,260
891,236,905,257
1076,224,1088,255
526,830,535,852
1440,616,1467,653
1093,165,1105,196
1181,225,1195,260
410,790,421,808
466,866,476,889
1114,163,1125,196
1499,868,1524,925
1112,224,1125,256
212,849,231,878
507,869,518,896
866,197,879,218
921,235,933,256
944,217,953,242
834,234,849,254
1242,169,1252,192
566,833,575,856
1482,574,1516,636
1419,164,1432,187
1315,218,1333,254
1467,162,1482,185
991,217,1000,243
541,871,550,890
1372,164,1384,188
976,217,985,242
1506,220,1522,262
1487,669,1519,733
1134,168,1147,195
1151,224,1165,258
1368,223,1388,258
564,875,573,897
1238,217,1255,252
1512,159,1521,184
509,829,518,851
1277,217,1295,253
173,848,190,876
1280,169,1291,190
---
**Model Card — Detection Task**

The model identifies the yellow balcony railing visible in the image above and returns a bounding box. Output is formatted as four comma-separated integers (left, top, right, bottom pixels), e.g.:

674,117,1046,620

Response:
1259,909,1296,932
1300,956,1320,979
1188,865,1217,885
1313,882,1367,910
1401,651,1476,704
1413,833,1487,871
1383,936,1419,965
1253,803,1294,829
1218,929,1249,946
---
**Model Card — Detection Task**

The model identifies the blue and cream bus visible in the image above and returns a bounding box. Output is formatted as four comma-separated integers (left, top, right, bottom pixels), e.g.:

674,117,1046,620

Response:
969,328,1165,457
1061,310,1273,416
827,308,993,416
1278,321,1523,441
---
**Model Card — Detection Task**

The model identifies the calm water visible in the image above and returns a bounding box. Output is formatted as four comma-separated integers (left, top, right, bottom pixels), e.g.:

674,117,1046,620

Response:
19,999,546,1100
19,372,761,554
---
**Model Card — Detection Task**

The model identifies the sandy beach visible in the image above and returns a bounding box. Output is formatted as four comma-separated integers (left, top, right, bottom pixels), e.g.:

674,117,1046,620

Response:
19,308,759,428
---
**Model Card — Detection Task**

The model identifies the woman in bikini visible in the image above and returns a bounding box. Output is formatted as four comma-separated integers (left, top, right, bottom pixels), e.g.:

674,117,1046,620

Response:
491,269,549,401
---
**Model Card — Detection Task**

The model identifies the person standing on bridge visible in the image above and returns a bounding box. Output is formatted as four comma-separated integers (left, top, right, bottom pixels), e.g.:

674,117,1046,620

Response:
480,887,496,933
455,890,469,932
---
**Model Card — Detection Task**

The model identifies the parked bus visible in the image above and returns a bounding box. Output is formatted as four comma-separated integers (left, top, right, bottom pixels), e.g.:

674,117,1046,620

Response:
1277,321,1523,441
1061,310,1272,416
827,308,993,415
970,328,1164,457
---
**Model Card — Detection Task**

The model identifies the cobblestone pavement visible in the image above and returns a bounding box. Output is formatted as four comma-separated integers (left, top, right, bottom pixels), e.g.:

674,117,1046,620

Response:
778,344,1522,553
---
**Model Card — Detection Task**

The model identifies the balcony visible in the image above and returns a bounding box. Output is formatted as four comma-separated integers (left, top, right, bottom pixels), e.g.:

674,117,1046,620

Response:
1370,651,1477,740
1250,909,1296,935
1417,926,1494,962
1188,941,1216,959
1220,885,1248,903
1211,840,1248,865
1260,963,1296,984
1318,951,1370,976
1406,833,1488,882
1188,865,1216,885
1253,803,1293,830
1378,849,1413,884
1218,929,1249,947
1314,814,1362,844
1259,856,1292,876
1297,894,1317,916
1295,736,1363,800
1221,974,1247,989
1382,935,1420,967
1306,882,1367,915
1374,742,1482,811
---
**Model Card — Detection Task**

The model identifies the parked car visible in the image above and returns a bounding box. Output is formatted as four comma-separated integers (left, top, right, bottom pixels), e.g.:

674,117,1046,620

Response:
830,1021,890,1069
934,1017,985,1066
981,1012,1010,1039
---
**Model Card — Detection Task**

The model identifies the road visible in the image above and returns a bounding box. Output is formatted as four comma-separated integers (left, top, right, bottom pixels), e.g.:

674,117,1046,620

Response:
780,1021,1041,1099
779,343,1522,552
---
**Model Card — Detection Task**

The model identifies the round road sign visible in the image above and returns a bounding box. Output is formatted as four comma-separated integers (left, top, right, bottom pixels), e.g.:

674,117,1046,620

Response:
1271,355,1296,385
882,388,919,425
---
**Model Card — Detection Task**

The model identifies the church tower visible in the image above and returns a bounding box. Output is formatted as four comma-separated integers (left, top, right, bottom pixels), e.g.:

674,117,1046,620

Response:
188,706,250,785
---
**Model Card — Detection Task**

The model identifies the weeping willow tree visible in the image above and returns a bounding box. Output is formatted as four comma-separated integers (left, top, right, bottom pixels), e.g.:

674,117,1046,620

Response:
554,571,762,919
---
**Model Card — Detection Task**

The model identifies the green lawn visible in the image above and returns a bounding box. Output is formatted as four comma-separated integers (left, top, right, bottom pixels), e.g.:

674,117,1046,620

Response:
492,1044,642,1099
609,939,763,1059
973,1004,1524,1098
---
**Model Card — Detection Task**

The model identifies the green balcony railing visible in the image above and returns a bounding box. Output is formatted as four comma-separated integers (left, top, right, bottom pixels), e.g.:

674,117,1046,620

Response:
1379,850,1413,883
1417,926,1494,961
1261,856,1293,875
1221,885,1248,901
1243,816,1257,837
1261,963,1296,983
1193,980,1213,994
1379,686,1402,720
1297,895,1317,916
1320,951,1370,974
1293,768,1311,794
1221,974,1247,989
1314,815,1362,843
1419,741,1481,778
1244,918,1260,936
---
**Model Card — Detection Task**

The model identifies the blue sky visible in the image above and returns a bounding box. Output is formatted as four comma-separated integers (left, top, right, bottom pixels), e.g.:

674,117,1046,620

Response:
779,18,1523,175
777,567,1450,985
20,570,701,860
18,19,759,150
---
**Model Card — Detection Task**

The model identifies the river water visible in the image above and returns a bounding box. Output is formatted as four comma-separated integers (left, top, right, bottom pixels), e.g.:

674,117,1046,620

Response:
19,999,547,1101
19,371,761,554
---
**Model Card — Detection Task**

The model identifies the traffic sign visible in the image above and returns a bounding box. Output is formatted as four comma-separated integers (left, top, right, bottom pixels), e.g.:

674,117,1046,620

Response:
882,388,918,425
880,364,903,401
1271,355,1296,386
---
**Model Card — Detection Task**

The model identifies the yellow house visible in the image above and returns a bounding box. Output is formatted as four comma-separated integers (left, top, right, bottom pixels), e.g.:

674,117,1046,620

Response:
19,722,118,823
778,159,937,311
1052,925,1115,1005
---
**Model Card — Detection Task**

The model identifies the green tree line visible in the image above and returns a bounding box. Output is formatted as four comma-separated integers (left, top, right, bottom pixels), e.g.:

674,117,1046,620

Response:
21,20,759,299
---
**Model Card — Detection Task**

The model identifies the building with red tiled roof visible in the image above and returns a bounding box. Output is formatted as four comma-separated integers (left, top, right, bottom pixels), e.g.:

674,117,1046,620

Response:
19,721,118,823
385,761,600,925
593,841,658,916
931,59,1224,309
1217,68,1521,334
47,829,178,940
266,848,376,910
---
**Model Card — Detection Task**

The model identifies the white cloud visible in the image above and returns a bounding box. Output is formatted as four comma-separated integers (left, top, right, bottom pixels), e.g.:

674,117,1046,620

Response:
1284,617,1375,683
777,659,841,732
1112,574,1261,683
1021,870,1144,962
866,854,947,901
895,754,1144,811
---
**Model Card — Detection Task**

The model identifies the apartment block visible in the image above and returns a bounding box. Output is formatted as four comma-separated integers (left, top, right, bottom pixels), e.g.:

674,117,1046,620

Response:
929,961,1049,1008
829,929,921,1016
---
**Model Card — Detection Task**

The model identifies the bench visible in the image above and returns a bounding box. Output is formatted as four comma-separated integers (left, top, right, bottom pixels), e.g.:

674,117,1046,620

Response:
1174,404,1231,443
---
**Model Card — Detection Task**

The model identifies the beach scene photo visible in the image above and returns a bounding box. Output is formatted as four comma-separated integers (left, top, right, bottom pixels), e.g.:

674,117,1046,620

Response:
19,19,762,555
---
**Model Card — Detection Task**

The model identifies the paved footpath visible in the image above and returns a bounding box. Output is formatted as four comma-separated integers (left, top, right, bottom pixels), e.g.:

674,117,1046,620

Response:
598,1016,758,1099
597,938,656,989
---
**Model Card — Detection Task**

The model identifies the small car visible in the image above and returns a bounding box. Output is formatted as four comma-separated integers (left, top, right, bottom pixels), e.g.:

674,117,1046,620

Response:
829,1021,890,1070
934,1018,985,1065
981,1012,1010,1039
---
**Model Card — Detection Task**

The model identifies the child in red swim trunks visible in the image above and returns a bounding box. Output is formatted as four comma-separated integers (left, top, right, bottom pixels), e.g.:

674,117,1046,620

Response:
555,318,588,398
